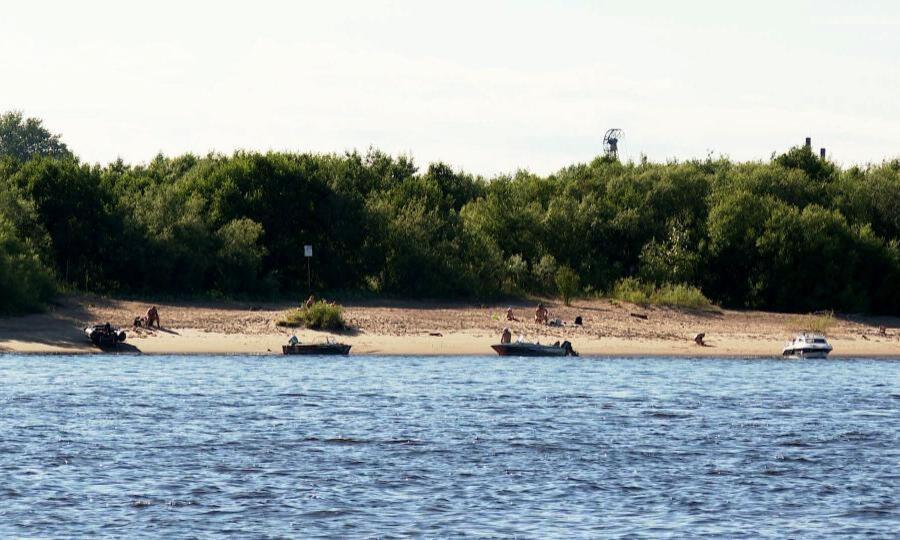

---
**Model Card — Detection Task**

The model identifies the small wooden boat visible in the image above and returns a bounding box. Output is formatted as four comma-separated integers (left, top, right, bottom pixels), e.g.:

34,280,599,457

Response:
491,341,577,357
282,343,351,355
84,323,127,349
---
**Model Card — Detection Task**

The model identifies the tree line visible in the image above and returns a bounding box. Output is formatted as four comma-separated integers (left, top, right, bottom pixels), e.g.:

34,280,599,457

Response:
1,111,899,315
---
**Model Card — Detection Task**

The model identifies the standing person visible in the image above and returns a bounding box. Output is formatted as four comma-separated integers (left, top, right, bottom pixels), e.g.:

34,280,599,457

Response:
534,303,548,324
146,306,160,329
501,327,512,344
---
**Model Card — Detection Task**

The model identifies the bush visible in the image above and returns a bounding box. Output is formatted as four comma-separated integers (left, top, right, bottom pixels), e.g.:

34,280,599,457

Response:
651,283,714,309
555,265,581,306
610,278,713,310
610,277,653,305
276,301,345,331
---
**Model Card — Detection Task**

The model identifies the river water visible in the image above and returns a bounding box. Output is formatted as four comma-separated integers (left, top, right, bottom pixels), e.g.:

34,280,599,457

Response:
0,355,897,538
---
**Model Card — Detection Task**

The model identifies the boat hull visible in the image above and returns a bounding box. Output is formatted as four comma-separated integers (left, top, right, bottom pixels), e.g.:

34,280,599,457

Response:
282,344,351,356
491,343,575,357
782,348,831,360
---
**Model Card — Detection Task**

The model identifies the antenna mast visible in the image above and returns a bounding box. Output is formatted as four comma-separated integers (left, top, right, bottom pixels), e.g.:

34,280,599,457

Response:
603,128,624,159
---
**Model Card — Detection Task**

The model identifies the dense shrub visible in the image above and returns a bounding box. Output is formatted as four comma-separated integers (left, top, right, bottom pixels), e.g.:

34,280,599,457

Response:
611,278,714,310
276,301,345,331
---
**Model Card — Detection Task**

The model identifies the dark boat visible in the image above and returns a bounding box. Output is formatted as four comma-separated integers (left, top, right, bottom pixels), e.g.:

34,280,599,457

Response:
491,341,577,357
282,343,352,355
84,323,127,349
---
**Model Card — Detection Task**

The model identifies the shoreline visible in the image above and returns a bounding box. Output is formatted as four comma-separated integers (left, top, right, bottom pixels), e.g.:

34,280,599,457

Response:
4,348,900,359
2,295,899,358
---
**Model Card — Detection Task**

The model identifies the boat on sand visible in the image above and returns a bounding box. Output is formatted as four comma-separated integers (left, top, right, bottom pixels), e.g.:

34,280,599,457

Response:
782,333,832,359
491,340,578,357
282,338,351,355
84,323,127,349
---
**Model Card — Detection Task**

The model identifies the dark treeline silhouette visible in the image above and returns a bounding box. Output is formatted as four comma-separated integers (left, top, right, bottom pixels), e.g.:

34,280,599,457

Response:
1,112,899,315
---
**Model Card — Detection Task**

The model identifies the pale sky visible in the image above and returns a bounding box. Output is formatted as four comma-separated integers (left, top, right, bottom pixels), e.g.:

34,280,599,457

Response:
2,0,898,174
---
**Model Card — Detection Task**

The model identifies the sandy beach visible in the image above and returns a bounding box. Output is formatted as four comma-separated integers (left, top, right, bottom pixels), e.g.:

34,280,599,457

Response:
1,295,899,357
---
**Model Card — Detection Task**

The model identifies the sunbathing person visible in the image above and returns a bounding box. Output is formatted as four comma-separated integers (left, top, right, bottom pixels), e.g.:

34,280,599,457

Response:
506,307,518,321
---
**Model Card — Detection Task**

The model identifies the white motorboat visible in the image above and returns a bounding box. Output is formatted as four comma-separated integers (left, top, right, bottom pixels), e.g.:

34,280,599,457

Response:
782,333,833,359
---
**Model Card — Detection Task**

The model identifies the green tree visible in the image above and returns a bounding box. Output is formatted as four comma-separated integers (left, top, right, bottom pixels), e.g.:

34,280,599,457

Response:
504,254,528,292
216,218,267,293
555,265,581,306
774,144,836,182
0,217,56,314
639,219,700,285
532,254,558,292
0,136,898,314
0,111,72,161
9,157,117,289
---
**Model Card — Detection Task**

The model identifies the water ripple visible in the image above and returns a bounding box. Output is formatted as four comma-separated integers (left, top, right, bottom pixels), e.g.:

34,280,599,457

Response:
0,354,897,538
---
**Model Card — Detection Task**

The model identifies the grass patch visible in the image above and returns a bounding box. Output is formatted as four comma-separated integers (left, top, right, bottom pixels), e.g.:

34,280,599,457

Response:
610,278,715,310
786,311,835,335
276,301,346,331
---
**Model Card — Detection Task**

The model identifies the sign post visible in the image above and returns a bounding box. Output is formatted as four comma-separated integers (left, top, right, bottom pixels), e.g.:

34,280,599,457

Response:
304,245,313,291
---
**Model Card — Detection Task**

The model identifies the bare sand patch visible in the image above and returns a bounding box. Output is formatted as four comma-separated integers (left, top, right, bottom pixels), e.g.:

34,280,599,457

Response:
1,295,898,357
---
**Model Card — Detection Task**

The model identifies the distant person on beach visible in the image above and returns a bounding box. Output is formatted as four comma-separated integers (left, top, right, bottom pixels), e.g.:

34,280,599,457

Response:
305,295,315,309
146,306,160,329
534,303,549,324
506,307,518,321
501,327,512,344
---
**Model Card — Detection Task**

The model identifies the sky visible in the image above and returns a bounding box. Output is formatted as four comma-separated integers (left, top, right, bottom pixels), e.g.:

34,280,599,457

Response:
2,0,898,175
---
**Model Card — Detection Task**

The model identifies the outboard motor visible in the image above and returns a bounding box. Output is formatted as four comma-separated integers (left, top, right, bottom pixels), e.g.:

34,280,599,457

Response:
561,341,578,357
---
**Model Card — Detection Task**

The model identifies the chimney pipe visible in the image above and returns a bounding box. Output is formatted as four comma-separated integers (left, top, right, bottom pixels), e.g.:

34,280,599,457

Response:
805,137,811,148
820,148,826,159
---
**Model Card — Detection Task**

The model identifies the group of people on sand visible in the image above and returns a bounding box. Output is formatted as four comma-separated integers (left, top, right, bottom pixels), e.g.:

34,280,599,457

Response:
504,303,549,324
505,303,574,325
501,303,583,343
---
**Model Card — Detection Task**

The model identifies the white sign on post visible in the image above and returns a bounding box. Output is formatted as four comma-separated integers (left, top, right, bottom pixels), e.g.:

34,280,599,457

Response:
304,245,313,290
